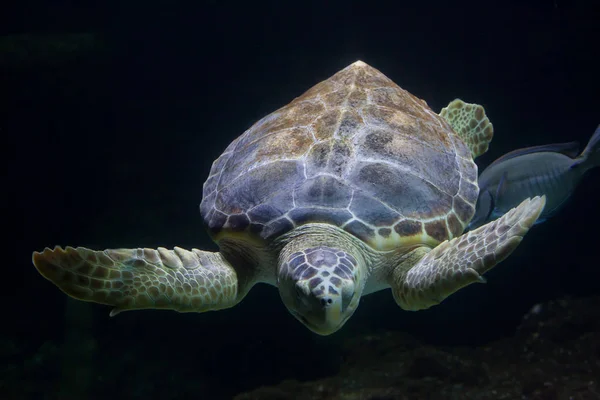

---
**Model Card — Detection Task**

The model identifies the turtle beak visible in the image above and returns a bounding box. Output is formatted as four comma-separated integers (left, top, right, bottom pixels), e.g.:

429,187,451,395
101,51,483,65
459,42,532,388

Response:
298,294,347,336
321,298,344,332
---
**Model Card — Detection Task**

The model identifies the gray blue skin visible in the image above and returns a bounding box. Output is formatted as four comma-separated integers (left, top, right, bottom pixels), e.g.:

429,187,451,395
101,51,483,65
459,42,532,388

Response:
468,124,600,231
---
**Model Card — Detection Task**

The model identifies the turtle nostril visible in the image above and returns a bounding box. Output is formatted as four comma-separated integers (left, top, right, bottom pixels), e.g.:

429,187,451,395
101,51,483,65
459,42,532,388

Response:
320,297,333,307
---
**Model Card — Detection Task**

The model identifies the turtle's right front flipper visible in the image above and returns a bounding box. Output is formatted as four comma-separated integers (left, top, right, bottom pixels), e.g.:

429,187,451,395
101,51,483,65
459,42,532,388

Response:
391,196,545,311
32,246,241,315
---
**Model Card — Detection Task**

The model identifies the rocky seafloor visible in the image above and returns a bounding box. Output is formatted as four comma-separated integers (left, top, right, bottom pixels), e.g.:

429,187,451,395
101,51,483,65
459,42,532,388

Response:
3,295,599,400
236,296,600,400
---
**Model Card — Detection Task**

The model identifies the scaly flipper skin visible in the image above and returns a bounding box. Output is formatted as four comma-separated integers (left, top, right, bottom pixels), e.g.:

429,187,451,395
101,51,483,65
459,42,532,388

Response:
439,99,494,158
392,196,546,311
32,246,240,315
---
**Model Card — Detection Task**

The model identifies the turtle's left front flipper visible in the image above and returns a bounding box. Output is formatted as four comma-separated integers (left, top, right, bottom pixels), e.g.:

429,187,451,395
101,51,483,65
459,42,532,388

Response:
392,196,545,311
33,246,242,315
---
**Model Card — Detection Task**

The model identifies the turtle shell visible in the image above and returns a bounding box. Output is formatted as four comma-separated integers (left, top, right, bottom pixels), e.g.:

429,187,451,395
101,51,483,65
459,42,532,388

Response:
200,61,478,250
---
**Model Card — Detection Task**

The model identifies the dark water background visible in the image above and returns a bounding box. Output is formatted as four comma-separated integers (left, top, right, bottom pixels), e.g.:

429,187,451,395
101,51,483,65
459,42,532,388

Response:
2,1,599,398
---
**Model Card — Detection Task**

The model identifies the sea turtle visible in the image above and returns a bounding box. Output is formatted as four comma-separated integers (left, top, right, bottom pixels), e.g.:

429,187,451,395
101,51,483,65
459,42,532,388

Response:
32,61,545,335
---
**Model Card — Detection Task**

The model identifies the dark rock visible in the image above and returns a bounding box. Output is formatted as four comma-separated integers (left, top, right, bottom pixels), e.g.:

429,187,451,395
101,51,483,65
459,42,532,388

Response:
3,296,599,399
235,296,600,400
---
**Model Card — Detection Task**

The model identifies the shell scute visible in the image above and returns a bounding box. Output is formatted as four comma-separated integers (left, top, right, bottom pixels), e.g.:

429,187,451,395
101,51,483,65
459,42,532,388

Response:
295,176,351,208
349,161,452,221
348,191,400,227
214,161,301,218
288,208,353,227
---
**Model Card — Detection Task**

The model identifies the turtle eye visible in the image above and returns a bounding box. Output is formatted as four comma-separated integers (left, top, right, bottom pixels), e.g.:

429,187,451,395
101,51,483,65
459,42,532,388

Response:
295,283,310,302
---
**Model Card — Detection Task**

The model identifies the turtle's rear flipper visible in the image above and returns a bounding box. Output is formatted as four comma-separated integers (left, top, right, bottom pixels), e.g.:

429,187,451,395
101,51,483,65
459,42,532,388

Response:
33,246,240,315
392,196,545,311
439,99,494,159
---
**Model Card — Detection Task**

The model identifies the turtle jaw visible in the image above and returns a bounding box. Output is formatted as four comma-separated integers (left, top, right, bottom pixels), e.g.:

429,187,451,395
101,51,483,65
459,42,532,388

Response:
287,278,361,335
290,296,354,336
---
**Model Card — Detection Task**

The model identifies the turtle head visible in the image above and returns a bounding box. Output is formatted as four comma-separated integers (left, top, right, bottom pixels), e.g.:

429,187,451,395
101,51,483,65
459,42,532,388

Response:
277,245,364,335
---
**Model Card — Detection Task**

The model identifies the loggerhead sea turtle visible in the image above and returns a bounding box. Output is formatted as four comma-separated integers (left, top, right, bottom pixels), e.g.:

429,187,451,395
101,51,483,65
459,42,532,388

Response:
32,61,545,335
